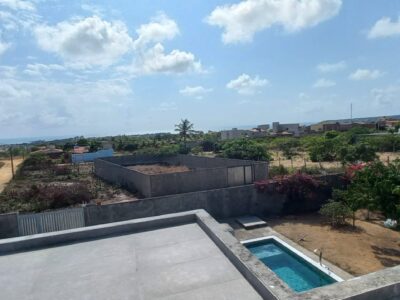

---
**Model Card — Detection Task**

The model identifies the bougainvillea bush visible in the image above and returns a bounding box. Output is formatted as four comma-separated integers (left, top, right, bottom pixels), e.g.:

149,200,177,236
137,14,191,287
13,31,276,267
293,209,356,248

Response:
255,172,326,214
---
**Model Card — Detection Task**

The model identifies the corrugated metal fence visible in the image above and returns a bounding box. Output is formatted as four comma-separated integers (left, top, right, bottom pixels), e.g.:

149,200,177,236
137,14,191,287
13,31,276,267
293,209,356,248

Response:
71,149,114,164
18,208,85,236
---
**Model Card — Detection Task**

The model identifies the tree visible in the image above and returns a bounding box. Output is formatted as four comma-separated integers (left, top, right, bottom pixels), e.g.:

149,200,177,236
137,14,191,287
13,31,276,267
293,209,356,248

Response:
334,189,364,227
124,143,138,152
63,142,74,151
325,130,339,139
175,119,195,150
89,140,102,152
320,200,351,227
336,143,377,165
220,139,270,161
338,161,400,225
275,138,300,159
76,138,89,146
308,137,337,163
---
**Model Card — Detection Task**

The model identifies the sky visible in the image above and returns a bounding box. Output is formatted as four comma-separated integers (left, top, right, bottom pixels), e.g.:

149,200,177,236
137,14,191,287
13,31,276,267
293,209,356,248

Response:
1,0,400,139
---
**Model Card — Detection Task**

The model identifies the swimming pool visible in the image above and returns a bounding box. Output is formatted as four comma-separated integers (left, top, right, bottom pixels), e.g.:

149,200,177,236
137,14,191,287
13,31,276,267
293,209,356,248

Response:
242,236,342,293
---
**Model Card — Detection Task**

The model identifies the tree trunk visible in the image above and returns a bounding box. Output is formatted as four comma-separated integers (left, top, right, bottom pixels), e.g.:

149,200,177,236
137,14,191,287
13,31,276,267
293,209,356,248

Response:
352,212,355,227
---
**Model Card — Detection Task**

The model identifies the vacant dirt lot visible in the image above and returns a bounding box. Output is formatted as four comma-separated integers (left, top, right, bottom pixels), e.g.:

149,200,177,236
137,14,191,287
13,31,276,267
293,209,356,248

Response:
268,214,400,276
0,158,23,193
0,162,139,213
128,164,191,175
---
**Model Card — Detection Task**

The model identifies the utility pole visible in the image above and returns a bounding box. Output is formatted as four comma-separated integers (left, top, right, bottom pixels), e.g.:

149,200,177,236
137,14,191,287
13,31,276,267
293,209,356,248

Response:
9,146,15,179
350,103,353,124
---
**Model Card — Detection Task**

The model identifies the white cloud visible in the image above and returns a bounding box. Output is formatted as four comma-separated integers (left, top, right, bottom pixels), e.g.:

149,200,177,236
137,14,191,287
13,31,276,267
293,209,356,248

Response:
0,65,17,78
34,16,133,68
156,101,178,111
0,0,35,11
298,92,309,99
368,16,400,39
116,13,202,75
81,4,104,16
349,69,384,81
227,73,268,95
313,78,336,88
133,13,179,49
0,40,10,55
122,43,202,75
317,61,346,73
179,86,213,99
0,78,134,132
23,63,65,76
206,0,342,44
371,85,400,107
0,9,37,31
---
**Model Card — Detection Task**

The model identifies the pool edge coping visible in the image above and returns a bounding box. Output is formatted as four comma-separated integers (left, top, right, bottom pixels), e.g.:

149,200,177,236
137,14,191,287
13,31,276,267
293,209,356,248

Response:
240,235,344,283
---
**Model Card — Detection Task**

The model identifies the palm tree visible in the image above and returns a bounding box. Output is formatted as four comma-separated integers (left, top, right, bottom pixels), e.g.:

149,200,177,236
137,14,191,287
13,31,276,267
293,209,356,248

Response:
175,119,195,150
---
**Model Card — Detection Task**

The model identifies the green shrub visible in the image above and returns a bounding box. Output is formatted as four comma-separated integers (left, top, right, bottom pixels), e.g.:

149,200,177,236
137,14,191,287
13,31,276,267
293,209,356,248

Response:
320,200,351,227
220,139,271,161
269,165,289,178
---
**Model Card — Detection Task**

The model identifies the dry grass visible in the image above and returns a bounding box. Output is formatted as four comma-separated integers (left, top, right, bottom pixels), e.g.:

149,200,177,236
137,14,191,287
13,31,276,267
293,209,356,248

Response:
128,164,191,175
0,162,139,212
270,151,400,170
269,214,400,276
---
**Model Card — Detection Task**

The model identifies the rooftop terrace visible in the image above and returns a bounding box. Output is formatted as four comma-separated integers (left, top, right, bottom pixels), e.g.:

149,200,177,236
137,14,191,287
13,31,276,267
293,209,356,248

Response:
1,210,399,300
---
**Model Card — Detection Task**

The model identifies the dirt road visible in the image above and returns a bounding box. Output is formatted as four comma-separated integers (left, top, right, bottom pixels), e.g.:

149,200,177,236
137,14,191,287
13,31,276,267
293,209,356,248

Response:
0,158,23,192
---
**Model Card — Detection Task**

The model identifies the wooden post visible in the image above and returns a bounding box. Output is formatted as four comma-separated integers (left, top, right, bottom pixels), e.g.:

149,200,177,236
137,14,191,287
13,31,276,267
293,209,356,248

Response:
9,147,15,179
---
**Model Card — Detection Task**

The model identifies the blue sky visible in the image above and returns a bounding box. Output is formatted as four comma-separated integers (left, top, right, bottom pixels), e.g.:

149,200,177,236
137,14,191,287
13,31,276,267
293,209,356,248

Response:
1,0,400,139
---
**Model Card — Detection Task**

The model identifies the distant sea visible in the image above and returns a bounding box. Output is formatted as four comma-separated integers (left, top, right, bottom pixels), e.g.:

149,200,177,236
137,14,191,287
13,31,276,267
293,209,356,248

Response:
0,136,73,145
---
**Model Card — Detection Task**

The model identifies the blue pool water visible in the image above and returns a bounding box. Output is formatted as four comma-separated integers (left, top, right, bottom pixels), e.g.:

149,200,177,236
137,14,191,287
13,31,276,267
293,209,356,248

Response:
245,239,336,292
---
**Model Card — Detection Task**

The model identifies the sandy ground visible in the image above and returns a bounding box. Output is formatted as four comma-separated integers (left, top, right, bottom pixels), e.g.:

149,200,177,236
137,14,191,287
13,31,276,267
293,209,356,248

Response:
268,214,400,276
0,158,23,193
128,164,191,175
270,151,400,169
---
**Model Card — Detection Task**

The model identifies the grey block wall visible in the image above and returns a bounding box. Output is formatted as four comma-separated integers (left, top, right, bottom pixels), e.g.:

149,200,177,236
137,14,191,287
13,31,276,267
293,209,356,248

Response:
84,184,286,227
0,213,19,239
149,168,229,197
94,159,151,197
95,154,269,197
0,174,339,239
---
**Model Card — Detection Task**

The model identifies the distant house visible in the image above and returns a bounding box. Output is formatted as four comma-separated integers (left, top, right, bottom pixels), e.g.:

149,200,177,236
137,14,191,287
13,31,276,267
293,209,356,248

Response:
220,128,250,140
309,121,376,132
376,117,400,130
324,122,376,132
310,123,324,132
73,146,89,154
272,122,303,137
220,124,271,140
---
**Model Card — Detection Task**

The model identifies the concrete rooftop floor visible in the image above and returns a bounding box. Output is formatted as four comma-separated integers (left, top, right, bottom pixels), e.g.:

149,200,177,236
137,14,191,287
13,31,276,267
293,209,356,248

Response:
0,223,262,300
